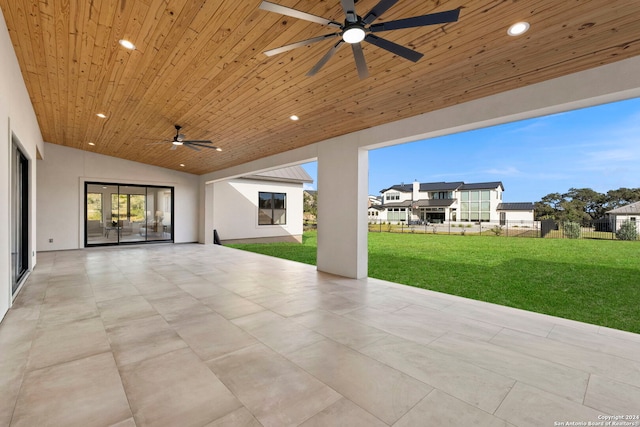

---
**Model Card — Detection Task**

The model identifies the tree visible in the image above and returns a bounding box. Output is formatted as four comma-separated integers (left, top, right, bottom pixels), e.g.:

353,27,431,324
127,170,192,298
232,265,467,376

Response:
303,190,317,220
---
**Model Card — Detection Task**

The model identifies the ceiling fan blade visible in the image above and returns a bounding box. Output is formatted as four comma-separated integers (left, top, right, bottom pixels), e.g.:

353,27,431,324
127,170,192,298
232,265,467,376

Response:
170,145,177,151
259,1,341,28
364,34,423,62
340,0,358,23
188,143,221,150
185,144,201,152
362,0,399,25
181,140,212,143
351,43,369,79
307,40,344,76
264,33,340,56
369,9,460,32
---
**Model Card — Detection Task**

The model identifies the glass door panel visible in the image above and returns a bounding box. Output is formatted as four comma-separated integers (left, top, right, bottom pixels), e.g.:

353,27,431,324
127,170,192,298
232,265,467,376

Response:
145,187,173,241
85,182,173,246
118,185,146,243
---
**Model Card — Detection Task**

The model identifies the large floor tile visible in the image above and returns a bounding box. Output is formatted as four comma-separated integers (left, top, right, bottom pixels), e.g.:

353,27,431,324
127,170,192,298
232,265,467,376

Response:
394,389,511,427
146,291,213,322
288,339,433,425
120,347,241,427
490,328,640,388
11,353,132,427
203,407,262,427
231,310,325,355
98,295,158,327
495,382,604,427
169,312,257,360
91,282,141,303
395,304,502,341
344,306,444,345
299,398,387,427
584,374,640,415
106,314,188,366
359,335,515,413
37,298,99,326
429,333,589,402
291,309,389,350
202,293,266,320
548,324,640,363
26,316,111,371
207,343,341,427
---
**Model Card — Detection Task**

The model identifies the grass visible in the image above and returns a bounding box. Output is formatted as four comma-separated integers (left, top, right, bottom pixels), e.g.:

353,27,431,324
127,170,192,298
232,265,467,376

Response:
228,231,640,334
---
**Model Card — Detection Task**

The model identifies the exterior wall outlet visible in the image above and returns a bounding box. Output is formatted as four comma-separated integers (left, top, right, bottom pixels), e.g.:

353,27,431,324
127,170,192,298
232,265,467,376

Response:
49,238,53,243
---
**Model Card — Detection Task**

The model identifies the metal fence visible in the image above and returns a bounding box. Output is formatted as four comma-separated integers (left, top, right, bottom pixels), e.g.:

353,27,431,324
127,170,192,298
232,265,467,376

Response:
367,218,639,240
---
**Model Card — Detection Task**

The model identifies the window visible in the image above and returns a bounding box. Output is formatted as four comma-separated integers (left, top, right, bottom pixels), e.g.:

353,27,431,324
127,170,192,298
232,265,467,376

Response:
259,192,286,225
459,190,492,222
386,192,400,201
431,191,452,200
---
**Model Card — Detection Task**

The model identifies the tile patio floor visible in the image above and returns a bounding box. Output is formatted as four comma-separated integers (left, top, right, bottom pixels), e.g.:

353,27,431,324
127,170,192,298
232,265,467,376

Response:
1,243,639,426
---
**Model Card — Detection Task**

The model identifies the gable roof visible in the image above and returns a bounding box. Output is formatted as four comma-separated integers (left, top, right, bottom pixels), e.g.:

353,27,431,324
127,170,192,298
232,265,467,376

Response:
459,182,505,191
380,181,502,193
606,201,640,215
497,202,535,211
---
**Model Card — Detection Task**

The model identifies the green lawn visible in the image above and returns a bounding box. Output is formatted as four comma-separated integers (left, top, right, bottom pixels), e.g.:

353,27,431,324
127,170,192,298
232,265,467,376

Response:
228,231,640,334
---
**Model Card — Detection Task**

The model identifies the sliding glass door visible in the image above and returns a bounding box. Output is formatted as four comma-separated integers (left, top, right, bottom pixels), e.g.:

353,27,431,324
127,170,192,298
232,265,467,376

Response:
11,139,29,295
85,183,173,246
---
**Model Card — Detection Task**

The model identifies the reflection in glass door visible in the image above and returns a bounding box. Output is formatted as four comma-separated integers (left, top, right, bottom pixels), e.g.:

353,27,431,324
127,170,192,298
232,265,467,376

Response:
85,183,173,246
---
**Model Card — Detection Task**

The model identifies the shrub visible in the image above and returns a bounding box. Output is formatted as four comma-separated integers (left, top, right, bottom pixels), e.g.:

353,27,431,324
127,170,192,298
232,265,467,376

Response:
489,225,503,236
563,221,581,239
616,220,638,241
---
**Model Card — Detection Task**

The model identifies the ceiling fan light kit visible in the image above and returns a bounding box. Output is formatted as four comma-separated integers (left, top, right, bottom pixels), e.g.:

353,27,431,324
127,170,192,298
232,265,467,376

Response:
259,0,460,79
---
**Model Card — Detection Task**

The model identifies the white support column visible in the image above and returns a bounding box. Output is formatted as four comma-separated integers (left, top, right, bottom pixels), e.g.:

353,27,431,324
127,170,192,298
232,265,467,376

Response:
317,139,368,279
199,181,215,244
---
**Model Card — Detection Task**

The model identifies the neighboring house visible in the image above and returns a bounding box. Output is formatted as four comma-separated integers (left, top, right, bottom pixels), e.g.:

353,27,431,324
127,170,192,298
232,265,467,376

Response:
605,201,640,230
212,166,313,244
376,181,534,224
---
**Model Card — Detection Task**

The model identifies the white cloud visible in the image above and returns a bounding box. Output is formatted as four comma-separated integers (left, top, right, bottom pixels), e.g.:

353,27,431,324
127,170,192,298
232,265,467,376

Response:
483,166,521,176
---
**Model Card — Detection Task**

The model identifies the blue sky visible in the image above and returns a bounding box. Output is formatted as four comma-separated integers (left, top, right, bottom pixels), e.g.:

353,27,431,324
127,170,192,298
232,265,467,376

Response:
302,97,640,202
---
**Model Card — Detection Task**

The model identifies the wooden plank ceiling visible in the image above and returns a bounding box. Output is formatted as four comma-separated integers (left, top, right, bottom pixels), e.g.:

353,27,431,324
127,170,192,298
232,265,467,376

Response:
1,0,639,175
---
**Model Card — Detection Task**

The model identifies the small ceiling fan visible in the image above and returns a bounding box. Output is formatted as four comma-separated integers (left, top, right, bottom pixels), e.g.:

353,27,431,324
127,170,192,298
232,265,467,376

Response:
259,0,460,79
154,125,222,151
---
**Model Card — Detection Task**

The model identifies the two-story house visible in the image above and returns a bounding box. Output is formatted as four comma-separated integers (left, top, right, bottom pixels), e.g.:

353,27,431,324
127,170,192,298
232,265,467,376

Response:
376,181,531,224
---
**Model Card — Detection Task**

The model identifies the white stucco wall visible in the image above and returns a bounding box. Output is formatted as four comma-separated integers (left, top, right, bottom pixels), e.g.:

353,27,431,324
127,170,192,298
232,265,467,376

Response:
502,211,535,223
37,143,200,251
212,178,304,242
0,8,44,320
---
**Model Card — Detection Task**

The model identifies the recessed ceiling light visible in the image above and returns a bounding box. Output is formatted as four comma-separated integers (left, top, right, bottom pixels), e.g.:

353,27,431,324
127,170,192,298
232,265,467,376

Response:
119,39,136,50
216,147,222,152
88,142,95,146
507,22,530,36
290,115,299,121
179,164,185,167
96,113,107,118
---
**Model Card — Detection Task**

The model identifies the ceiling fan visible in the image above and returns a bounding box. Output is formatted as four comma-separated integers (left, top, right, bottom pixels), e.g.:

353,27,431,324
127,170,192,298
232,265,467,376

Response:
259,0,460,79
154,125,222,151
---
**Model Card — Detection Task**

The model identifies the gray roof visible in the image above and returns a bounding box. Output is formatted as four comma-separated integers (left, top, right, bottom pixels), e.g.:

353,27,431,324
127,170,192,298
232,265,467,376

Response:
245,165,313,184
380,181,502,193
497,202,534,211
606,201,640,215
459,182,504,191
382,199,455,208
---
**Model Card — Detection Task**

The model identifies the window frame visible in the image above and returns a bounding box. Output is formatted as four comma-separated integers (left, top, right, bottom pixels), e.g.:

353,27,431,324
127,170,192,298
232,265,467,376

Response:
258,191,287,226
